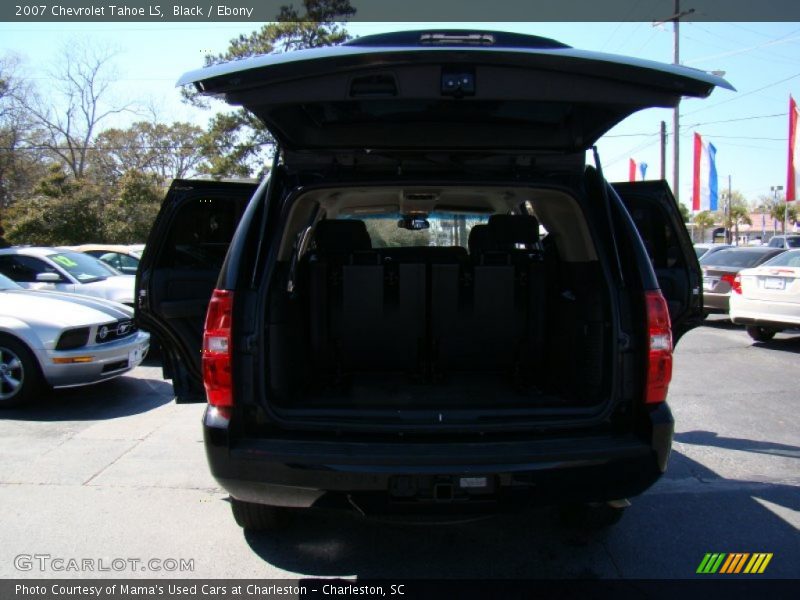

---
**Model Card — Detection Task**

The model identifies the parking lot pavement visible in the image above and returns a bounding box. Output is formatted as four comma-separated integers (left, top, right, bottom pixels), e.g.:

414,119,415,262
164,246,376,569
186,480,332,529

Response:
1,321,798,580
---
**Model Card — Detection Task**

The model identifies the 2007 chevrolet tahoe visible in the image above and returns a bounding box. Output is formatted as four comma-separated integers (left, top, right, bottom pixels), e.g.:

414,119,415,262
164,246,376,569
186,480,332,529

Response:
136,30,731,530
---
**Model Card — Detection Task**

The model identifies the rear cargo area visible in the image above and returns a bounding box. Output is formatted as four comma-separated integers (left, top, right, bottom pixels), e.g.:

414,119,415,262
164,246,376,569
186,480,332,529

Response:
264,190,614,420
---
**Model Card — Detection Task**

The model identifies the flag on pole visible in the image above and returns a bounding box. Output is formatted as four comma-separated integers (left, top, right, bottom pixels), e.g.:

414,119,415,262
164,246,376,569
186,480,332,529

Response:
788,95,799,202
692,133,718,211
639,162,648,180
629,158,637,182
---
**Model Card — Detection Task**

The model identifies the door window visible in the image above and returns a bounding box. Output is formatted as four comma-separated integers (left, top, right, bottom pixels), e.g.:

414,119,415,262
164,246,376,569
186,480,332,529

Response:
160,197,245,270
0,255,68,283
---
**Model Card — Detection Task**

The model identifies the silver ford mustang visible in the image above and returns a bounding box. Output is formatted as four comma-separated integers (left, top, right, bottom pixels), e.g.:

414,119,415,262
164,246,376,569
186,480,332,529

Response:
0,273,150,407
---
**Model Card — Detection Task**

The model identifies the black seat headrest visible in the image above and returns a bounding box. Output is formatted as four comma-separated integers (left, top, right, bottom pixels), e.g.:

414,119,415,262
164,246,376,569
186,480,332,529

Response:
314,220,372,253
487,214,540,248
468,224,493,255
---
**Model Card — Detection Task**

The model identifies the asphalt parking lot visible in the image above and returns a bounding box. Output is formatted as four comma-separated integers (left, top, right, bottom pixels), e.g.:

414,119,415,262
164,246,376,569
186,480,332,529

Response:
1,316,798,580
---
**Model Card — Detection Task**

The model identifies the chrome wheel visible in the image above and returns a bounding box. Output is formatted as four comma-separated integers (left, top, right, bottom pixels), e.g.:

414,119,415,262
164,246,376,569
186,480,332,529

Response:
0,347,24,401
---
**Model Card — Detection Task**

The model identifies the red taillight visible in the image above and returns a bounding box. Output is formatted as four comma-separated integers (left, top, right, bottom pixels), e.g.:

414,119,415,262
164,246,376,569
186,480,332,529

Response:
645,290,673,404
721,273,741,294
202,289,233,416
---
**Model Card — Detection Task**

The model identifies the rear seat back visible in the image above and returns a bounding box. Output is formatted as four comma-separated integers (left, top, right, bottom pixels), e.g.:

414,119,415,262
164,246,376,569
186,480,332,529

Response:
307,216,546,382
308,220,425,376
432,215,545,375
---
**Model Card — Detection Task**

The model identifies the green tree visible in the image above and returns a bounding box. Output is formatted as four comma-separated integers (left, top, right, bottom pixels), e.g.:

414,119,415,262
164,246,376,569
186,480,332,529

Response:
184,0,355,178
0,55,48,217
691,210,716,243
717,191,752,245
101,170,162,243
767,197,797,233
678,202,690,223
5,164,104,245
91,121,206,184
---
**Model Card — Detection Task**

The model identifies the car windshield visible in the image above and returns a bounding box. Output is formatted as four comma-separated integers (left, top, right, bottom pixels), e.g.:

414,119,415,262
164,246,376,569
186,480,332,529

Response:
700,249,776,268
761,249,800,268
0,273,21,290
48,251,112,283
345,212,491,249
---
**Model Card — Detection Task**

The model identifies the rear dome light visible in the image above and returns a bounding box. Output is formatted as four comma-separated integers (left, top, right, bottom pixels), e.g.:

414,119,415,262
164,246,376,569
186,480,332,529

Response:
645,290,673,404
202,289,233,416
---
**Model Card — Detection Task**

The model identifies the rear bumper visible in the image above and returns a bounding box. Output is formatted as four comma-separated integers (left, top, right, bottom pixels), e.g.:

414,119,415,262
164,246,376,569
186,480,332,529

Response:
203,404,674,512
703,292,730,313
730,298,800,329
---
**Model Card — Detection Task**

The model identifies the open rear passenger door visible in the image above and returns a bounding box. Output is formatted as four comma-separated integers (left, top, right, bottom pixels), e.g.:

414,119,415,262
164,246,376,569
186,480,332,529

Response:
612,180,703,345
136,179,258,402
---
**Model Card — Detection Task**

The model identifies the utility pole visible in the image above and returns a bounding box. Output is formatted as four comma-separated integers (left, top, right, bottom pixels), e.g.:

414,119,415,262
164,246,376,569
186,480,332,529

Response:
726,175,732,244
655,1,695,203
771,185,784,237
660,120,667,180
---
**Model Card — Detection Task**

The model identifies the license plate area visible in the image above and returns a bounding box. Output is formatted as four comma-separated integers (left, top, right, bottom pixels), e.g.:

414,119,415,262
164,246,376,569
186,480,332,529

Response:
128,343,147,366
389,474,497,502
763,277,785,290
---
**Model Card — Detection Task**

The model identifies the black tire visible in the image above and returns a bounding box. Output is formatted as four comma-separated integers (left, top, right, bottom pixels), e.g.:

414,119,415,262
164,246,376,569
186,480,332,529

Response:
559,502,626,530
0,334,43,408
230,498,290,531
746,326,777,342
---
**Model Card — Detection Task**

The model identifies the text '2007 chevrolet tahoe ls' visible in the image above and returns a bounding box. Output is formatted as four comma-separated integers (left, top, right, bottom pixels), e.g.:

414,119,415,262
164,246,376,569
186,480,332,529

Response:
137,30,730,530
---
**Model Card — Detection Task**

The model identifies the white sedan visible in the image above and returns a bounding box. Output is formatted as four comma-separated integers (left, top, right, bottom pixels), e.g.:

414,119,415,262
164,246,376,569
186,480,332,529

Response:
730,249,800,341
0,273,149,407
0,247,135,306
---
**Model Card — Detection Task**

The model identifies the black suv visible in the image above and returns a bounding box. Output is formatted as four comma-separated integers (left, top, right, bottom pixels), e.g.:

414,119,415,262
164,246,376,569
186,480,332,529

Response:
138,30,730,530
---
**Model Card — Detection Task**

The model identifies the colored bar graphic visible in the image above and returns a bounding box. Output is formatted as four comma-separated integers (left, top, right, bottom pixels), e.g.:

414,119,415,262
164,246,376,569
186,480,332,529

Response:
697,553,726,574
700,552,773,574
756,553,773,574
720,553,750,574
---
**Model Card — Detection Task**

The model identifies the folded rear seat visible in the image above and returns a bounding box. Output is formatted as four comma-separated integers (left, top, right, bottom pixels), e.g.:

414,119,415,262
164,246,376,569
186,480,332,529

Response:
431,215,545,378
309,220,426,378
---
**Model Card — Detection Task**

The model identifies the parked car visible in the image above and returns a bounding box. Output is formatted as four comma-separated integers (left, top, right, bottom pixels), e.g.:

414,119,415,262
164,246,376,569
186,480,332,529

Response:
138,29,731,530
0,273,149,407
730,249,800,341
0,247,136,306
694,243,731,260
127,244,145,257
767,235,800,249
64,244,142,276
700,246,785,313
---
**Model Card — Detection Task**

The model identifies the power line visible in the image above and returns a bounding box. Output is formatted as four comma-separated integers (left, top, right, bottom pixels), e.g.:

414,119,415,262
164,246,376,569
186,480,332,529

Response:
681,71,800,117
603,112,788,139
681,112,788,128
693,135,787,141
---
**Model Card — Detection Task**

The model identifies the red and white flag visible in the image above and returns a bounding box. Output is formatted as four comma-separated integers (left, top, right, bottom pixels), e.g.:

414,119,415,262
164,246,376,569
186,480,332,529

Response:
692,133,718,212
788,95,799,202
628,158,637,182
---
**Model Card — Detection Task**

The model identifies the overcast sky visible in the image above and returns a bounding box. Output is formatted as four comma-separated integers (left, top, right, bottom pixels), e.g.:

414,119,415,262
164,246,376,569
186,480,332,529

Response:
2,20,799,206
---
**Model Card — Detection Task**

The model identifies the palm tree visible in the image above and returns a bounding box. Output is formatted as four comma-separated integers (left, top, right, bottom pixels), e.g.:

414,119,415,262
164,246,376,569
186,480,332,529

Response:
692,210,716,243
768,200,798,233
729,204,752,245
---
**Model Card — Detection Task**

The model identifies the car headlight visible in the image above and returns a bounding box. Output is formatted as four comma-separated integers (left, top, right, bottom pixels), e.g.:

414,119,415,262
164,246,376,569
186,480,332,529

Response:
55,327,91,350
